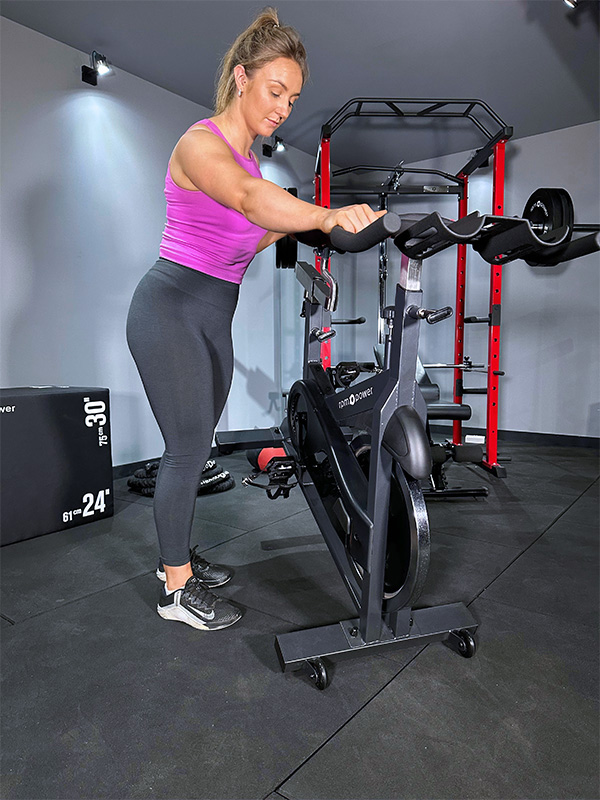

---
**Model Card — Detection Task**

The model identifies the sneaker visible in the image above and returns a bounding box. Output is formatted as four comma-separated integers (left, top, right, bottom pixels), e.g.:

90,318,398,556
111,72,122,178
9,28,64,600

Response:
156,545,233,588
157,575,243,630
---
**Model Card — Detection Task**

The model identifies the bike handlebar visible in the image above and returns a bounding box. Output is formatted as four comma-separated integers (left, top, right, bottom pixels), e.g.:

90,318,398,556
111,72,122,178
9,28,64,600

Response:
329,212,402,252
295,212,402,254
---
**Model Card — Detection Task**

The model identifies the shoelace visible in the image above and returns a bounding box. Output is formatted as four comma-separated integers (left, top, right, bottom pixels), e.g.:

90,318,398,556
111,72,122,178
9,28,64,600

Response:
182,576,218,610
190,545,210,569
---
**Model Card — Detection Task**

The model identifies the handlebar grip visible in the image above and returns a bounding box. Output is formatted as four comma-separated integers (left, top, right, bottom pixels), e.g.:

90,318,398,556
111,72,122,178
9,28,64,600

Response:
329,213,402,253
525,231,600,267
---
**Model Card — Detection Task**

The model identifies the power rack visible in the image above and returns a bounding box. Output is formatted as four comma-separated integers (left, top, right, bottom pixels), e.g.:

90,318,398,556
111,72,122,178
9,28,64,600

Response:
314,98,513,476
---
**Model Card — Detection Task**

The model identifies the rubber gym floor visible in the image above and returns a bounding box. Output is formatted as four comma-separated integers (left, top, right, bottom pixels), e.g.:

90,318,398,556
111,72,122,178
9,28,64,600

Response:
1,441,598,800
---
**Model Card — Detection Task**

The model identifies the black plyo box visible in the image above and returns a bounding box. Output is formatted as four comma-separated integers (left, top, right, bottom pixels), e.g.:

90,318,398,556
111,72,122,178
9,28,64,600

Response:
0,387,114,546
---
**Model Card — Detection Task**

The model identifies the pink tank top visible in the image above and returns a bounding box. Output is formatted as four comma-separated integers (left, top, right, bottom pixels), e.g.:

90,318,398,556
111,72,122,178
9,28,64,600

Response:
159,119,267,284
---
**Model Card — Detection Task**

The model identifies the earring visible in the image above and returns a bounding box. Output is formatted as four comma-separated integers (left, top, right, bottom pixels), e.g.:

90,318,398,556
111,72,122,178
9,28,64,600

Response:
238,89,242,97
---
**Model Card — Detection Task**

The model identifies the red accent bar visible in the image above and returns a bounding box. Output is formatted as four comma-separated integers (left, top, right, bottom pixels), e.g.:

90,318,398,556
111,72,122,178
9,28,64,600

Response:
483,140,506,469
320,137,331,211
452,175,469,445
316,137,332,368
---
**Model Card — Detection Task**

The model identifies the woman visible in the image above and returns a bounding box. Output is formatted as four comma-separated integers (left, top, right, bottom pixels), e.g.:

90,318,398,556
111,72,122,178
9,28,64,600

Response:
127,7,384,631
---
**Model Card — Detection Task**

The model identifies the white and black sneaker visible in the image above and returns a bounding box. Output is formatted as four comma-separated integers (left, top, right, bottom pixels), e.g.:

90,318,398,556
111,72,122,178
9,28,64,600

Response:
157,575,242,630
156,545,233,588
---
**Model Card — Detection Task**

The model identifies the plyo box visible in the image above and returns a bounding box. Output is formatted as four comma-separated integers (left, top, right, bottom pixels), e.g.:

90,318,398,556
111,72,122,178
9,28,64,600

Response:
0,386,114,546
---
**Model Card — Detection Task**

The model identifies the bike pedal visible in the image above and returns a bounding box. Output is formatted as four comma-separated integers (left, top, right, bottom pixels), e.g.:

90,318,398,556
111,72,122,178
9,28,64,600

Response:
242,456,298,500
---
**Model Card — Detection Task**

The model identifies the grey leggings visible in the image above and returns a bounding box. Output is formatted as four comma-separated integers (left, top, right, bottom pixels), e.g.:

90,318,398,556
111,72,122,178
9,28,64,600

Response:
126,258,239,566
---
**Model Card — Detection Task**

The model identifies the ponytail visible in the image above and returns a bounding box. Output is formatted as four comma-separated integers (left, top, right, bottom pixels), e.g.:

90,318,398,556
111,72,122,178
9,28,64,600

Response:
214,7,308,114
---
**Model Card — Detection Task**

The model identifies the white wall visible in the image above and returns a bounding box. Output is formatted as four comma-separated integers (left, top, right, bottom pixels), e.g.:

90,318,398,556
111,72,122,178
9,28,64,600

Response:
0,18,316,465
226,150,317,433
346,122,599,439
2,17,597,470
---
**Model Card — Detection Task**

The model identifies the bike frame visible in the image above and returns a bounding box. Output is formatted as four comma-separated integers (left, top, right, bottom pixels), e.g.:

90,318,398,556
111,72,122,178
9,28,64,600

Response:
276,250,477,667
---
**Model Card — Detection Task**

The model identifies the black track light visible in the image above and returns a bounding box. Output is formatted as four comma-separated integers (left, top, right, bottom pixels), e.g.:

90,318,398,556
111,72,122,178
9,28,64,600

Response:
262,136,286,158
81,51,111,86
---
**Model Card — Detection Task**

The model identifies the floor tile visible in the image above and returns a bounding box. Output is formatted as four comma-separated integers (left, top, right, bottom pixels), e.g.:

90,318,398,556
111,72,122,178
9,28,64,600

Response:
198,506,520,630
198,510,519,681
0,498,244,622
419,530,520,607
114,454,310,531
424,461,592,549
426,492,570,549
481,509,599,627
277,598,599,800
543,511,598,548
192,465,308,530
541,456,599,481
199,509,358,629
1,574,402,800
112,475,155,506
2,443,598,800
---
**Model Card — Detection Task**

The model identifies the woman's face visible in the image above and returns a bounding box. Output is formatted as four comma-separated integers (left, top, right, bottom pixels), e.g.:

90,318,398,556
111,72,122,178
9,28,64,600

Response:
240,57,303,137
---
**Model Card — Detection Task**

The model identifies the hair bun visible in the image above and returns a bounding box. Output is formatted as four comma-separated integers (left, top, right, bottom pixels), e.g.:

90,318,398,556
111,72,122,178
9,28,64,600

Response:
214,7,308,115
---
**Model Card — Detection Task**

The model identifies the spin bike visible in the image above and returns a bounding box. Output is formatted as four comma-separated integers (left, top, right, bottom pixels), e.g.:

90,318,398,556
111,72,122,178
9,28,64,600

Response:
220,214,476,689
218,205,599,689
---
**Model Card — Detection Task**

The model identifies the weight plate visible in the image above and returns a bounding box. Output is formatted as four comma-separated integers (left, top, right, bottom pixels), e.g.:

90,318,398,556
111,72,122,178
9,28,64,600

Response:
556,188,574,243
276,235,298,269
523,188,573,242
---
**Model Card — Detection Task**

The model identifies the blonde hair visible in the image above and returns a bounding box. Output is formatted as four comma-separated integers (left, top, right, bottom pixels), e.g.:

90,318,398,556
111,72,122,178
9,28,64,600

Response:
214,7,308,114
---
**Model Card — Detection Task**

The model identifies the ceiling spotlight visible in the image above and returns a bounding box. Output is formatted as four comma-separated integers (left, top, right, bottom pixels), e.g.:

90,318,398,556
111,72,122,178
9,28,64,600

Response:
81,51,111,86
563,0,578,8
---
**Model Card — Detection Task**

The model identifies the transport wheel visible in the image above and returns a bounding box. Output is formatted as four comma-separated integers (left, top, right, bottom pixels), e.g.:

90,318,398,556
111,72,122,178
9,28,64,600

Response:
456,630,476,658
306,658,329,690
445,629,477,658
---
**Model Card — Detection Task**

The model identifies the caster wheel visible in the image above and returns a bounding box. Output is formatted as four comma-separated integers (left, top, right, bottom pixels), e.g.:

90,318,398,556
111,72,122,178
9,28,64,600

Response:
306,658,329,690
445,629,477,658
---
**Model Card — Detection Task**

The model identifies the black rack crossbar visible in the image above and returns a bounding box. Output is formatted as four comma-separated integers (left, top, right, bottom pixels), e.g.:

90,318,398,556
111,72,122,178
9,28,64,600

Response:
329,186,461,197
322,98,513,178
329,165,463,199
331,165,463,186
324,97,510,139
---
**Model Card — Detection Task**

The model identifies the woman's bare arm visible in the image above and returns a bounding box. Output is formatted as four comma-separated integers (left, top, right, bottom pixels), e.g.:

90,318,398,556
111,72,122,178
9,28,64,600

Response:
256,231,288,253
171,129,383,235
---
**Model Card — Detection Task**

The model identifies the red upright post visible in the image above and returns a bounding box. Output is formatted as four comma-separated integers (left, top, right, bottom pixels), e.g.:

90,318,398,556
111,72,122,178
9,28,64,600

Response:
452,176,469,445
482,139,507,475
315,134,332,370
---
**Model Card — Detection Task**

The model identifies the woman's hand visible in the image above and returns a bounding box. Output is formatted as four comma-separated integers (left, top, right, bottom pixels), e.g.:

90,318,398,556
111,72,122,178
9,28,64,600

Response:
321,205,388,235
